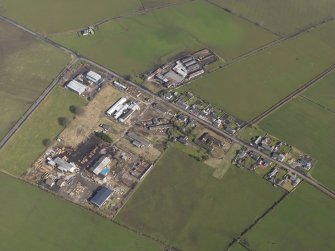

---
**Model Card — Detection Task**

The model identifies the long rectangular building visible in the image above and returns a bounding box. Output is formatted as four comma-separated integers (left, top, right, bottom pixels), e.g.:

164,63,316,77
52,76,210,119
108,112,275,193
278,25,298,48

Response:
106,97,127,116
66,80,87,95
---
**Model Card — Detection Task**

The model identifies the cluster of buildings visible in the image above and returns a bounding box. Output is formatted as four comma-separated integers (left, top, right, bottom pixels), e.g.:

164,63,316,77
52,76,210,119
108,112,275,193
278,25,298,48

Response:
161,90,243,134
265,167,301,190
250,136,290,162
66,70,104,96
233,148,272,170
79,26,96,36
291,155,312,171
147,49,217,88
35,131,157,214
195,132,225,153
106,97,140,123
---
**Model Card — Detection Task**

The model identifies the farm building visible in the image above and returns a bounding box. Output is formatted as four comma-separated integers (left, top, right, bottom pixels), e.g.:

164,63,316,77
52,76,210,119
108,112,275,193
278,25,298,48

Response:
164,70,185,83
90,186,113,208
106,97,140,122
48,157,77,173
106,97,127,116
127,132,151,148
85,70,102,84
90,156,111,176
66,80,87,95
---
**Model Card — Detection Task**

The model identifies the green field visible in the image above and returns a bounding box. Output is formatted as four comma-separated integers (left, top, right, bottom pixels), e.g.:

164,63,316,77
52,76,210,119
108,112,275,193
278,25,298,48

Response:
0,21,70,140
52,0,277,76
209,0,335,35
0,0,141,34
0,172,162,251
303,70,335,111
243,183,335,250
141,0,191,8
185,27,335,121
260,97,335,191
0,87,86,176
117,147,283,251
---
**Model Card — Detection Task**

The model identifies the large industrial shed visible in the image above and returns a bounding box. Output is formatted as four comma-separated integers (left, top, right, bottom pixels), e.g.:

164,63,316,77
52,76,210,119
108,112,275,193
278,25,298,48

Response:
86,70,102,84
66,80,87,95
90,186,113,208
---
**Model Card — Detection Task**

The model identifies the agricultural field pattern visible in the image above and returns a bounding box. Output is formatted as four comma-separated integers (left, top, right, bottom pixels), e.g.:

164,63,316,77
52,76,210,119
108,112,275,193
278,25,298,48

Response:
0,0,335,250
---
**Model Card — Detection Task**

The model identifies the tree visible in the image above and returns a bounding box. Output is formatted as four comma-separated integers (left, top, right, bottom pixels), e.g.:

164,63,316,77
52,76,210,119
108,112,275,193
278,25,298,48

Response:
123,74,132,81
201,154,209,161
58,117,70,127
95,131,113,143
42,138,52,147
69,105,84,115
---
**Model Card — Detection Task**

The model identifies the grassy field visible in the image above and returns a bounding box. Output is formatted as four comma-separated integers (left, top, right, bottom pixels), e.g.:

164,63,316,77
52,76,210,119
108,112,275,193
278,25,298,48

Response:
243,183,335,250
303,70,335,111
0,0,141,34
209,0,335,35
141,0,191,8
0,21,70,140
52,0,277,76
117,147,284,251
59,85,125,148
259,97,335,191
0,87,86,176
185,27,335,121
0,172,162,251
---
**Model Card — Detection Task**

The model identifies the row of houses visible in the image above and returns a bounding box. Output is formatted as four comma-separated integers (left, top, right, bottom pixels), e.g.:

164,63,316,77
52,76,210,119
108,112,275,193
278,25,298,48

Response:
251,136,290,162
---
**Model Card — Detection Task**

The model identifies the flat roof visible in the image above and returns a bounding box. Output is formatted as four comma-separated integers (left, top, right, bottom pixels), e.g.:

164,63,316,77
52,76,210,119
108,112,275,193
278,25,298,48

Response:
90,186,113,207
67,80,87,95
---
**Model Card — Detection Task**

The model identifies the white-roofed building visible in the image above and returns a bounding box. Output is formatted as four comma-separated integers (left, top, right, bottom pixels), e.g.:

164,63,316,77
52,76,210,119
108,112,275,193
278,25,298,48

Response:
106,97,127,116
86,71,102,84
66,80,87,95
49,157,77,173
91,156,111,175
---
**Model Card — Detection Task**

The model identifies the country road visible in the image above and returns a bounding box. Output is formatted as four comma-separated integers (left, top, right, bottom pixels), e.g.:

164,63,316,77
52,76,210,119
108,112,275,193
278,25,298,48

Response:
1,14,335,200
0,58,78,150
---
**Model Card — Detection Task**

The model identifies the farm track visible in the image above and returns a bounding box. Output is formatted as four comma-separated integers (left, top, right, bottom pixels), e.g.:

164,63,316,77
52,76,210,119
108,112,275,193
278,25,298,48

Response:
1,13,335,202
245,62,335,126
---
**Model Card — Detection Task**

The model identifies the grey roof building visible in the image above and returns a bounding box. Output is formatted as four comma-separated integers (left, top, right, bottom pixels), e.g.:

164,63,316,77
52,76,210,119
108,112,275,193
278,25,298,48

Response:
90,186,113,208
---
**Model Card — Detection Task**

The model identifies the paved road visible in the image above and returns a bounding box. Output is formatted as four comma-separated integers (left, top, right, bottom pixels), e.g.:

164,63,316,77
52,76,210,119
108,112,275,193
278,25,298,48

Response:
0,58,78,150
1,14,335,200
81,58,335,200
